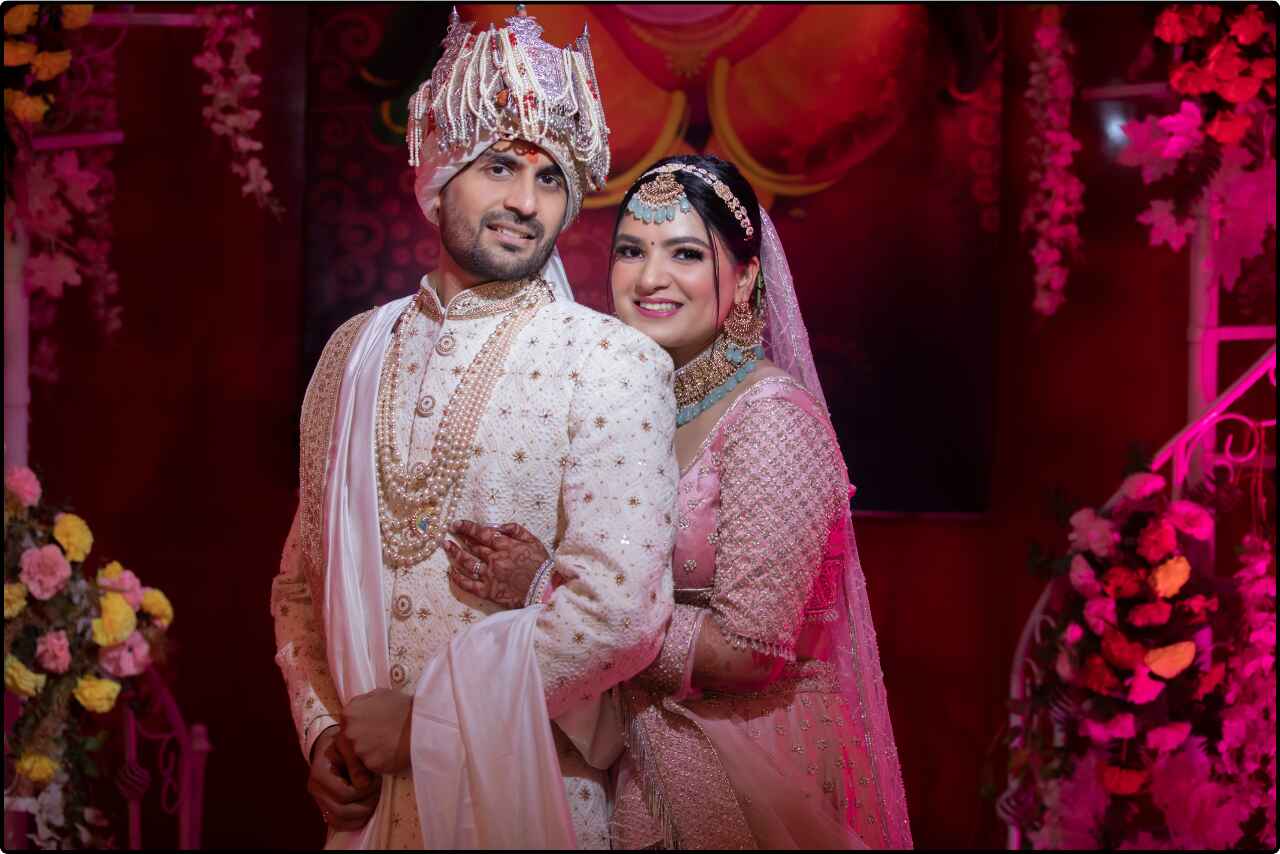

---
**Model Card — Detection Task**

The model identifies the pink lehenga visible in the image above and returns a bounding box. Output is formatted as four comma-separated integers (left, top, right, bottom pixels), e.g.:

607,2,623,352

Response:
610,212,913,850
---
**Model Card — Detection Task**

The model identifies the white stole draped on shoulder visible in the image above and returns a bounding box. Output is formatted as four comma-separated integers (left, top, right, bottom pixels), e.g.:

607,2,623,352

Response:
319,296,573,849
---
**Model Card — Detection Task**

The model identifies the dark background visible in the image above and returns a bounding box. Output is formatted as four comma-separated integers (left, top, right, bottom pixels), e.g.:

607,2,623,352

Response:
27,3,1274,849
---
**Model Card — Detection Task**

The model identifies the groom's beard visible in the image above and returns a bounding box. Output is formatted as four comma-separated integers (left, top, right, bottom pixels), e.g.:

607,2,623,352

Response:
440,206,558,282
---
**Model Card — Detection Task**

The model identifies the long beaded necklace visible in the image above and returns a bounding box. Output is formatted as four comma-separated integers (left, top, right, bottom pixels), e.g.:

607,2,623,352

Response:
673,335,765,426
376,278,550,569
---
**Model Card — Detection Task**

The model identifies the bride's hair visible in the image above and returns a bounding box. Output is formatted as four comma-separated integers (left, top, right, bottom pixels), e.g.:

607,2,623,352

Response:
610,154,762,311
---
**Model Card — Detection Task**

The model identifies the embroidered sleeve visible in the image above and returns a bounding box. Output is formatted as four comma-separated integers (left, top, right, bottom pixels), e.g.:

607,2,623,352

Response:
533,321,679,718
710,397,845,661
270,505,343,760
633,603,706,698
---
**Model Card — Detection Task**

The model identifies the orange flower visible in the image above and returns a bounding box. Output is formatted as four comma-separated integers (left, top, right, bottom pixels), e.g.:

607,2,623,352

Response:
31,50,71,82
1150,556,1191,598
1100,764,1147,796
1145,641,1196,679
9,91,49,124
61,5,94,30
3,5,37,35
4,39,36,66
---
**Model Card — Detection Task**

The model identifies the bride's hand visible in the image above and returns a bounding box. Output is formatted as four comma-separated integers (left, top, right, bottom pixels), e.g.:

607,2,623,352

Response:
444,520,550,609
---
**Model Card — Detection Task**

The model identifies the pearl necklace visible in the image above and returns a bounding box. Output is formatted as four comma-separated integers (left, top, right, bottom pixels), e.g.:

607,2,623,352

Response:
673,336,764,427
376,278,550,569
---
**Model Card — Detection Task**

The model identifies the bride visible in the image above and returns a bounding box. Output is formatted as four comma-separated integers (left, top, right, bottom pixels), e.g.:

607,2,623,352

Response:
446,153,913,849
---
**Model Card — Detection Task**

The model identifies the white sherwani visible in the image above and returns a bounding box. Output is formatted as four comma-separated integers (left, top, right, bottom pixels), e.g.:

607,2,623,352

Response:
271,277,678,848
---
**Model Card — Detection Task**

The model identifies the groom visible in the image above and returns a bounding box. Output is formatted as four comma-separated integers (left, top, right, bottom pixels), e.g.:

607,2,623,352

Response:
270,8,677,848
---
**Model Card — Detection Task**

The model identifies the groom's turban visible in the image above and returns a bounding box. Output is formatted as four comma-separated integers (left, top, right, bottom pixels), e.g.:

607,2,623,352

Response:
408,9,611,230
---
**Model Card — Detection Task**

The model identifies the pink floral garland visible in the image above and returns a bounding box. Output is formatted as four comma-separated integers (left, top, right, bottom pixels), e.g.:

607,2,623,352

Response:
1020,6,1084,318
193,4,282,217
1118,4,1276,292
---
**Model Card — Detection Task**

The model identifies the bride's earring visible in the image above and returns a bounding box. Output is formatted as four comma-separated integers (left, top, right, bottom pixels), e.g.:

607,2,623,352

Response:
721,272,765,364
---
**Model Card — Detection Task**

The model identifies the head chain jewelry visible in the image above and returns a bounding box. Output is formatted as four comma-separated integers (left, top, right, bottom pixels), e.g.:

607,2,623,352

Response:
627,163,755,240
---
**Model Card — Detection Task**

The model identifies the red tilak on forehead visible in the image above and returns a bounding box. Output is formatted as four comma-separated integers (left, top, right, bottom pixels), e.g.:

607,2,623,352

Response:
493,138,547,162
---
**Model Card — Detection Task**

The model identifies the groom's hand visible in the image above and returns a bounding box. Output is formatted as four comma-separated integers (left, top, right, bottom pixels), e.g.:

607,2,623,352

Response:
341,689,413,776
308,726,379,831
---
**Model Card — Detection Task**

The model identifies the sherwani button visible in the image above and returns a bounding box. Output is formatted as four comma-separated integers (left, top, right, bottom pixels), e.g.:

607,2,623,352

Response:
393,595,413,620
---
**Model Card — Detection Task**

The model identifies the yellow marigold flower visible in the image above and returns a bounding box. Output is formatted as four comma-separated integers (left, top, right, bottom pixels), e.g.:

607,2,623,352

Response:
1150,556,1191,599
53,513,92,562
141,587,174,628
4,39,36,66
61,4,94,29
4,581,27,618
31,49,71,82
98,560,124,582
16,753,58,784
4,655,46,698
3,5,37,36
1145,641,1197,679
92,591,136,646
73,675,121,714
9,91,50,124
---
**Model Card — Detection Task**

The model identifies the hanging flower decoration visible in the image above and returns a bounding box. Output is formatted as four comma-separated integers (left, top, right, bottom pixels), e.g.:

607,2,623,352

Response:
3,4,91,132
1118,4,1277,293
1021,5,1085,318
193,4,282,217
11,146,119,384
1005,471,1276,848
4,464,175,848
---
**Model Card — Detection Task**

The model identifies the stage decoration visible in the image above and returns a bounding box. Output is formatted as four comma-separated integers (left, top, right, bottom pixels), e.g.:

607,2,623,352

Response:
193,4,282,217
1002,476,1274,848
1118,3,1276,293
1000,345,1277,848
2,4,91,132
11,146,118,385
3,463,175,849
1021,5,1084,318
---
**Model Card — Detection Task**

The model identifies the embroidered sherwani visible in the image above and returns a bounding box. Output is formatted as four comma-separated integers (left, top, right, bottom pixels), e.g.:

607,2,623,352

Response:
271,278,678,849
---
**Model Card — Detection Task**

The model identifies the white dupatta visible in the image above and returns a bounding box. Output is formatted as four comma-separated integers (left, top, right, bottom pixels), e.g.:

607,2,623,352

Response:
319,297,575,849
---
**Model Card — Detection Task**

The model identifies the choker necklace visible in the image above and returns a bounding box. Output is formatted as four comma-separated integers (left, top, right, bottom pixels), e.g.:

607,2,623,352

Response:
673,336,764,426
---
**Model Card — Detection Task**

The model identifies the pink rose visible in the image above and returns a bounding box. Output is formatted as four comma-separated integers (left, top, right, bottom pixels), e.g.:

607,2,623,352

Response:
1070,509,1118,558
1129,664,1166,704
5,465,42,507
1118,473,1166,501
98,630,151,678
1070,555,1102,598
19,545,71,600
98,567,144,610
1138,517,1179,563
1168,500,1213,541
1146,721,1191,752
36,630,71,674
1064,623,1085,646
1085,596,1118,636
